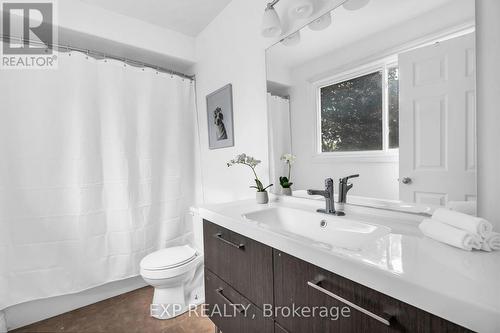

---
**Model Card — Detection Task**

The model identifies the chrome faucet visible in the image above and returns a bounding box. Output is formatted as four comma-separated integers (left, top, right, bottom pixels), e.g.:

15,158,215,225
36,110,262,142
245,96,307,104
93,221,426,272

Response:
307,178,345,216
338,174,359,204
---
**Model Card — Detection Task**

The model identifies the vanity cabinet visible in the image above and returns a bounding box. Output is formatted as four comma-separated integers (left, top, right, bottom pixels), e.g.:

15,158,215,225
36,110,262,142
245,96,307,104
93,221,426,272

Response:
203,220,273,307
274,323,290,333
273,251,472,333
205,270,274,333
203,220,472,333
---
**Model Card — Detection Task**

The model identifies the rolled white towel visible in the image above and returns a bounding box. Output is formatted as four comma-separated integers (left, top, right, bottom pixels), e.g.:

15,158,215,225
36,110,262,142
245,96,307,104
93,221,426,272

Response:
481,232,500,252
446,201,477,216
419,219,482,251
433,208,493,238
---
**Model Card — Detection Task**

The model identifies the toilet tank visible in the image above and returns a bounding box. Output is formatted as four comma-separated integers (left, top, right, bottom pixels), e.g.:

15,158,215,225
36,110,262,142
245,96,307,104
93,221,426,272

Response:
186,207,204,253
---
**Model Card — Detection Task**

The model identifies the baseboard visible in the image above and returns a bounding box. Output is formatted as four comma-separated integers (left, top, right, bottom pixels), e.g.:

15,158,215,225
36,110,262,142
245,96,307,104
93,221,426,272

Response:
4,276,147,331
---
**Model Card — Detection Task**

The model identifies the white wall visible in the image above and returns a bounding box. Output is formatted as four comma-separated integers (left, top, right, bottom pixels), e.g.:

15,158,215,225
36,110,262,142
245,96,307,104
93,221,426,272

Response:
58,0,196,64
193,0,271,203
287,4,474,200
476,0,500,229
266,60,292,88
1,1,196,71
193,0,350,203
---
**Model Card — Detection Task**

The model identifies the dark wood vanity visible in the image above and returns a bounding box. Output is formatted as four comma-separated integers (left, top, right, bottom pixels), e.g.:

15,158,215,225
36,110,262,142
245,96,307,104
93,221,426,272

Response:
203,220,473,333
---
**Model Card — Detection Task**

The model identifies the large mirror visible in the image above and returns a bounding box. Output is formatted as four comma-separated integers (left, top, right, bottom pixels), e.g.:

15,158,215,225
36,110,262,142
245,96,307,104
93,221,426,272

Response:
266,0,476,213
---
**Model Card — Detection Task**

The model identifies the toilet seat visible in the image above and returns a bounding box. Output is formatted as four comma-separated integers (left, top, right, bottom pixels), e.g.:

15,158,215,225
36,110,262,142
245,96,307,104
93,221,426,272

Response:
140,245,201,280
141,245,197,271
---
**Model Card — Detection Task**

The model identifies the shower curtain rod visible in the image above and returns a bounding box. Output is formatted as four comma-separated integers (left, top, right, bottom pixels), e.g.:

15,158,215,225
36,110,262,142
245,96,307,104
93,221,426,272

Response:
1,35,195,81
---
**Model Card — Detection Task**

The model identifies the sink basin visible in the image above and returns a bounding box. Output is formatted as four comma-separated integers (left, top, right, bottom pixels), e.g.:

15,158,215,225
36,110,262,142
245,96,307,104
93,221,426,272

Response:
243,207,391,251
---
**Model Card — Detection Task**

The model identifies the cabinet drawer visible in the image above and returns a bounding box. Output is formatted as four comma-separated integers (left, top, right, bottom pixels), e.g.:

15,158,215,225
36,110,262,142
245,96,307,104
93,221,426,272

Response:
205,269,274,333
203,220,273,307
273,251,472,333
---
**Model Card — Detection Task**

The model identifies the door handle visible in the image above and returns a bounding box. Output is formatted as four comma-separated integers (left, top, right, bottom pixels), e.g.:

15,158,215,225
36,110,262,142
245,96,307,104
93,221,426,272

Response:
215,288,245,314
401,177,412,185
307,279,393,326
214,233,245,249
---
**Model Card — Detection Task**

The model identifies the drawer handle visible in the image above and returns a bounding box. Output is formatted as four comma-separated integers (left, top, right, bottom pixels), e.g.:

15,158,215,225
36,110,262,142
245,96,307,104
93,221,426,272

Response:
214,233,245,249
216,288,245,314
307,279,393,326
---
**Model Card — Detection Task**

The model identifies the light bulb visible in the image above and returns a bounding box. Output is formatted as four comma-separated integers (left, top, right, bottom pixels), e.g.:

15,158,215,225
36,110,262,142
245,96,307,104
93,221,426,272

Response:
281,31,301,47
308,12,332,31
288,0,314,19
343,0,370,11
261,6,282,38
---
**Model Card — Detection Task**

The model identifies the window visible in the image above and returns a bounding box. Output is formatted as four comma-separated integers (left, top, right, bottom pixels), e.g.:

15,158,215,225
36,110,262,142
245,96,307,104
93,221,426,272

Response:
318,62,399,155
388,66,399,148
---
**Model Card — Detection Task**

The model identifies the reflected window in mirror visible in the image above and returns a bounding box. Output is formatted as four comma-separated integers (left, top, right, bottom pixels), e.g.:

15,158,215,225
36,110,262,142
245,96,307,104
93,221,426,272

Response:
388,66,399,149
318,60,399,155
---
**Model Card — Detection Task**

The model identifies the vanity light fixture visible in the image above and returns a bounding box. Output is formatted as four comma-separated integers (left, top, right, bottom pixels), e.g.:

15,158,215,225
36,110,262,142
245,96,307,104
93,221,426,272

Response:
288,0,314,19
308,11,332,31
281,31,301,46
261,1,282,37
260,0,316,39
342,0,370,11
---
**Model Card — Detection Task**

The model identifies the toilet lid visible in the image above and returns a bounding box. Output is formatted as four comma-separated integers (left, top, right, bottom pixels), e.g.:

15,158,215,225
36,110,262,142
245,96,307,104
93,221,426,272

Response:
140,245,197,270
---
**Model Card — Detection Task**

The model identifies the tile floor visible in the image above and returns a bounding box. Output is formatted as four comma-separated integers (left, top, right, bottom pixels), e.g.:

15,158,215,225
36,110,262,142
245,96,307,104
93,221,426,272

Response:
11,287,215,333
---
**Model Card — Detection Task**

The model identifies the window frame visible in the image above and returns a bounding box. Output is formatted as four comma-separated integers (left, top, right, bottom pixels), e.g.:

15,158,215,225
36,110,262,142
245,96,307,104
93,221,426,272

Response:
313,56,399,163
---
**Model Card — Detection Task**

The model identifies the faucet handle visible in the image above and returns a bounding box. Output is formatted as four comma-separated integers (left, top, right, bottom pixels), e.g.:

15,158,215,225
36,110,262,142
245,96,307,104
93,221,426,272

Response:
340,174,359,183
325,178,334,188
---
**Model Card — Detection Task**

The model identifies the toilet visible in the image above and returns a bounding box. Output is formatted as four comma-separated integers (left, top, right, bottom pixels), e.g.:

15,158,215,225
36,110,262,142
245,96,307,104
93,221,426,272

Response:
140,245,204,320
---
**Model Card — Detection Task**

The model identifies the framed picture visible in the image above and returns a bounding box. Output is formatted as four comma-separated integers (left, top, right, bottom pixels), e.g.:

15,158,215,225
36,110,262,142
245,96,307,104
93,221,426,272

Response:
206,84,234,149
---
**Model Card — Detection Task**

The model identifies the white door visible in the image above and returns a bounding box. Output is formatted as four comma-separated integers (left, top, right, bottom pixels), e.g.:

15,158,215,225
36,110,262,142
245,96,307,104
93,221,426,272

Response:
399,33,476,206
267,94,292,192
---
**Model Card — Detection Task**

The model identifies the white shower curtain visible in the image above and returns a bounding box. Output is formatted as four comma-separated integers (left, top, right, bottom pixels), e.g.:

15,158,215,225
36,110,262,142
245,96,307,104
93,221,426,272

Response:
267,94,292,192
0,49,198,309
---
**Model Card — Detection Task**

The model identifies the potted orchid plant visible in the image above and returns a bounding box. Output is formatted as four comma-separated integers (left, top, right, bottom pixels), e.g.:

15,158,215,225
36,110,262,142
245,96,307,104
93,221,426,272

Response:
280,153,296,196
227,153,273,204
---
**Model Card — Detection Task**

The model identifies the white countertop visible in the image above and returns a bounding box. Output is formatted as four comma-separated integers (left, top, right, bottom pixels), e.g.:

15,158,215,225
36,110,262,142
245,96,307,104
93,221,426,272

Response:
197,196,500,333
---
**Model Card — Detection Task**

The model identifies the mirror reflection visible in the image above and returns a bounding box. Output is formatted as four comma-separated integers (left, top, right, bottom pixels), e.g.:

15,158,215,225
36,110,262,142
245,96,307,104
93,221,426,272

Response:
266,0,476,213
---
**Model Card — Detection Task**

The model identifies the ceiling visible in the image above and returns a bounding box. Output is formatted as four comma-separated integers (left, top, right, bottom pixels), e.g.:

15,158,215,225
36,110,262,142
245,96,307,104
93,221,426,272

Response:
79,0,233,37
268,0,474,70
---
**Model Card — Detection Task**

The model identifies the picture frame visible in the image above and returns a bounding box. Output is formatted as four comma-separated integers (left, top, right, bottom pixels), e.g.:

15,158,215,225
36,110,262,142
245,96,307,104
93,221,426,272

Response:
206,84,234,149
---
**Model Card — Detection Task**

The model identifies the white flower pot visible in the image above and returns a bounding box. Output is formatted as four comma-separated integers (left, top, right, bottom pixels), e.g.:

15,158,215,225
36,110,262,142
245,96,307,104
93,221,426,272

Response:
256,191,269,204
281,187,292,196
